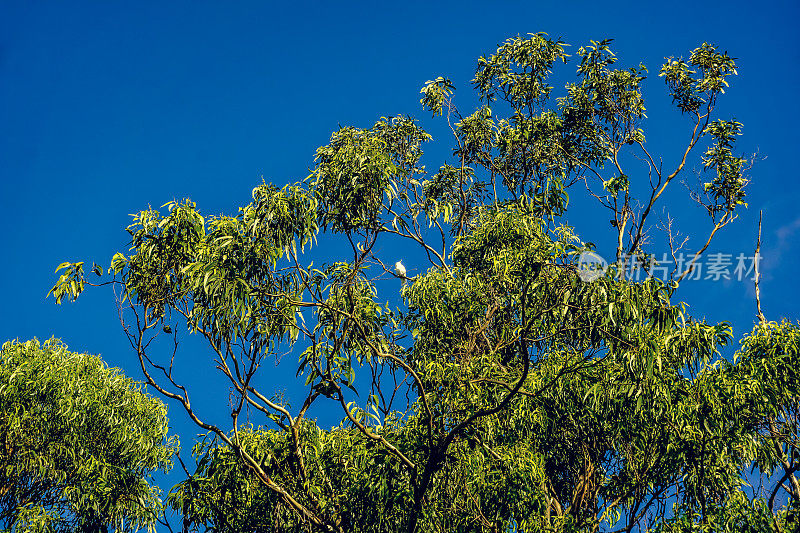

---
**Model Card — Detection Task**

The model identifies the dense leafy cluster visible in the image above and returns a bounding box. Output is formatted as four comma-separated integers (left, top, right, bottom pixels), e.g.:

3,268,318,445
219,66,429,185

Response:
0,339,176,532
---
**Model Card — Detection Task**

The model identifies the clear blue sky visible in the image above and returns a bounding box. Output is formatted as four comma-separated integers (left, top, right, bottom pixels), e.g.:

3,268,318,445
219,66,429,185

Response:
2,0,799,504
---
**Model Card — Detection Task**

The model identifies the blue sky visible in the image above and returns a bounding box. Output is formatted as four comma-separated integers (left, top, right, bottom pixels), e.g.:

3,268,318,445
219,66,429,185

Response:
2,0,800,506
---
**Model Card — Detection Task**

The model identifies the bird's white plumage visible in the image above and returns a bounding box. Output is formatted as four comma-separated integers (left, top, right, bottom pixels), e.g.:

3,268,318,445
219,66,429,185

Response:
394,260,407,278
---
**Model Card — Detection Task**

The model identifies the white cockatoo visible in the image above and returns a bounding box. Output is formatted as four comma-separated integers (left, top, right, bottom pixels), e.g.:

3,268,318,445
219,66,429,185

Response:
394,260,407,279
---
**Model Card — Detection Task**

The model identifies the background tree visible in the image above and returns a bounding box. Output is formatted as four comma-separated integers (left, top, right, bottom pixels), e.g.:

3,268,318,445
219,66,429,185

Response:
0,339,177,533
50,34,798,531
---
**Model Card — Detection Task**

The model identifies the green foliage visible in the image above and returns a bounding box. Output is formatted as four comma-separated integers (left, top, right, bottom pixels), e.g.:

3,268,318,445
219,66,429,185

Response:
169,421,416,532
473,33,569,109
0,339,176,532
702,119,748,217
48,33,795,533
313,116,431,233
47,262,85,304
654,491,783,533
659,42,738,114
419,77,455,117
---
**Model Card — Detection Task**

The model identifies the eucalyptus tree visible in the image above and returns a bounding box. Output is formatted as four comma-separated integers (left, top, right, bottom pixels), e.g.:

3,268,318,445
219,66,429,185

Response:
0,339,177,532
49,34,797,532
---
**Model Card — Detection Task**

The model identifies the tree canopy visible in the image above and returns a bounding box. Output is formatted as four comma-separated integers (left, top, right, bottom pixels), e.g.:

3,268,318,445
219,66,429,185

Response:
47,33,798,532
0,339,177,533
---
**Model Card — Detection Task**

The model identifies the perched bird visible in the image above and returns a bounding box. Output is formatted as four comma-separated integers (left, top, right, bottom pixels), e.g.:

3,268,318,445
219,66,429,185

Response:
394,260,407,279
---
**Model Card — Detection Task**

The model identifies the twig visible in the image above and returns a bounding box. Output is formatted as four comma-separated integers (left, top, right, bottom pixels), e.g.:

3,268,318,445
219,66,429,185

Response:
755,210,766,323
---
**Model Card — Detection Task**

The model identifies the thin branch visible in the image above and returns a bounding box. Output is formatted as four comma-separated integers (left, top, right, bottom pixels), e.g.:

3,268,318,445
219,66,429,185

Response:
755,210,766,323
